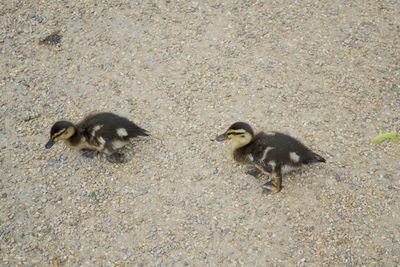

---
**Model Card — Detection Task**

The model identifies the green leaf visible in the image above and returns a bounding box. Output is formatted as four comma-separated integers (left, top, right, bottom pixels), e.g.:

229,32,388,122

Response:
371,131,400,143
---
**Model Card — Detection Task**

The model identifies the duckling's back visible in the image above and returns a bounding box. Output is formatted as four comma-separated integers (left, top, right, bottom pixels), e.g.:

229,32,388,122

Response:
79,112,149,141
239,131,324,166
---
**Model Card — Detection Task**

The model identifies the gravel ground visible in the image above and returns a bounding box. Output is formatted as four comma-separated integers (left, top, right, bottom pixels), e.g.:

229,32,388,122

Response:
1,0,399,266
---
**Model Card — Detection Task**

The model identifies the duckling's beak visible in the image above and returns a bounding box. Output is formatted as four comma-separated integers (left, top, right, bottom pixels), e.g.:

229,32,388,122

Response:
216,132,228,142
45,139,55,149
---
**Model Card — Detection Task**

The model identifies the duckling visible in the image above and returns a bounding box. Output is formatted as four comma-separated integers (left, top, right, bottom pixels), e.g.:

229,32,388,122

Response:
45,112,149,163
216,122,325,194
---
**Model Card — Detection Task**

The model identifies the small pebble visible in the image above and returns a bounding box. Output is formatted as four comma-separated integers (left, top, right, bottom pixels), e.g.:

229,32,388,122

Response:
39,33,62,45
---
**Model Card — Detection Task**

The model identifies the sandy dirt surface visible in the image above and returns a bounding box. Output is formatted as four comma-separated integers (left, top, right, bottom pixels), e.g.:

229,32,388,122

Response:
1,0,399,266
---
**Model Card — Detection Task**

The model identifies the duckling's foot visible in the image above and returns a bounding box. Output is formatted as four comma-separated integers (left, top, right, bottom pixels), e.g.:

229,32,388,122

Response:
261,181,281,194
246,168,261,178
81,149,97,159
106,152,128,164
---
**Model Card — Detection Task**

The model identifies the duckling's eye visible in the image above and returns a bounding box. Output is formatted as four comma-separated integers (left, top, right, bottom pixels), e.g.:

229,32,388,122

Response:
230,132,245,136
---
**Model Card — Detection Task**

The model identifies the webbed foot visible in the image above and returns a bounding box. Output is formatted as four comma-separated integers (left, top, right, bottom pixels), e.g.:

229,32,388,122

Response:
246,168,262,178
81,149,97,158
106,152,129,164
261,181,282,195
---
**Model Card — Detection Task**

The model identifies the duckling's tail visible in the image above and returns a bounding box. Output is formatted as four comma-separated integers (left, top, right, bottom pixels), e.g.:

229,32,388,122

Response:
136,127,150,137
303,153,326,164
129,124,150,137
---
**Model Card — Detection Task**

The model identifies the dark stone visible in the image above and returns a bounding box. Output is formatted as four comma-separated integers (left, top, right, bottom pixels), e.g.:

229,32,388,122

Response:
334,172,341,182
40,33,62,45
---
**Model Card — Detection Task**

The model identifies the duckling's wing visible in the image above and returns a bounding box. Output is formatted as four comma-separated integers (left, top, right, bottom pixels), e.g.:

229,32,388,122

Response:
79,125,106,148
272,133,325,165
257,132,324,166
242,136,277,173
83,112,148,138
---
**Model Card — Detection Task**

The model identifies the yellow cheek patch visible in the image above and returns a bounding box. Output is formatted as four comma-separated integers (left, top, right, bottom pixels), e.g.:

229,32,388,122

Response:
232,135,241,141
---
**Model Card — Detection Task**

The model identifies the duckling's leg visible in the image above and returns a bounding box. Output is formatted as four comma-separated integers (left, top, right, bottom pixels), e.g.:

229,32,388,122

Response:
80,148,97,159
106,152,128,164
249,164,272,179
262,170,282,194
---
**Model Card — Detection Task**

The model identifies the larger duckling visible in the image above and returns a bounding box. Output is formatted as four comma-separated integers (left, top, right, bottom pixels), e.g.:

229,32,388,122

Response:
216,122,325,194
45,112,149,163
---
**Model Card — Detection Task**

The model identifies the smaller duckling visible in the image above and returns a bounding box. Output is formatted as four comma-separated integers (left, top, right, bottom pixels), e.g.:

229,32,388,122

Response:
45,112,149,163
216,122,325,194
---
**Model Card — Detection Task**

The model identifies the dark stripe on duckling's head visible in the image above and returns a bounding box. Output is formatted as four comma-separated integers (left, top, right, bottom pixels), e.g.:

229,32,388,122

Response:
50,121,74,137
227,122,254,137
216,122,254,142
